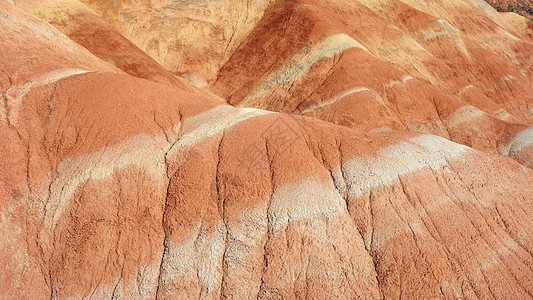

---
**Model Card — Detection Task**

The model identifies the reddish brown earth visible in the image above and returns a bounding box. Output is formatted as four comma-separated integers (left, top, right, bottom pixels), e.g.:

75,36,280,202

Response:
2,0,533,299
20,0,188,88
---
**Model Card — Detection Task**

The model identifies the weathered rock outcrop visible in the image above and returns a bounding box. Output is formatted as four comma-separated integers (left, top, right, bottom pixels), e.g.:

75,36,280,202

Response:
210,0,533,166
11,0,195,89
79,0,275,84
486,0,533,20
1,0,533,299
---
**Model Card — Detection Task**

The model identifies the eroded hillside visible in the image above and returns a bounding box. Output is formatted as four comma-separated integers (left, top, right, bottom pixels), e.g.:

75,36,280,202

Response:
1,0,533,298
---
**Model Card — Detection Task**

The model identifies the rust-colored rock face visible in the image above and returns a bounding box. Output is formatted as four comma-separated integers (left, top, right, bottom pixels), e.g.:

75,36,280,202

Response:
2,0,533,299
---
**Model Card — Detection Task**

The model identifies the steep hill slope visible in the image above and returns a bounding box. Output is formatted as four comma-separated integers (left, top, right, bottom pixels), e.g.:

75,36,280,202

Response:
79,0,276,84
75,0,533,168
10,0,197,90
1,0,533,299
210,0,533,166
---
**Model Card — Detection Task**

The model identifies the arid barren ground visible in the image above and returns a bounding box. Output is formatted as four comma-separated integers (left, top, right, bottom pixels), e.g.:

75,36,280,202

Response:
1,0,533,299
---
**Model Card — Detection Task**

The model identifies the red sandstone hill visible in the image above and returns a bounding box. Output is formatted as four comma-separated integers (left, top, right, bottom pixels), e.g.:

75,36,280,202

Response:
1,0,533,298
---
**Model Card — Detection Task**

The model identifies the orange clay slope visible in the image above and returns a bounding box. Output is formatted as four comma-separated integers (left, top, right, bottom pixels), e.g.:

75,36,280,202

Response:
79,0,533,167
1,0,533,299
208,0,533,167
10,0,199,91
79,0,276,84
